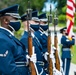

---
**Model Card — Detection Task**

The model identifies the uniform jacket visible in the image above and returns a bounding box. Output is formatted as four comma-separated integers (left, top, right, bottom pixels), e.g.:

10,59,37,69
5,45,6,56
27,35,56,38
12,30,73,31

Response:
20,31,44,62
34,30,49,73
34,30,47,53
0,28,27,75
61,35,75,58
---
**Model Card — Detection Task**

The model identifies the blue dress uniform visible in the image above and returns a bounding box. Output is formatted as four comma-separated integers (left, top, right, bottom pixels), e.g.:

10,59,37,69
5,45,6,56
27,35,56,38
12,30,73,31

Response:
20,12,47,75
20,31,47,75
34,13,48,53
34,30,47,53
34,13,49,74
34,30,49,73
60,27,75,75
0,5,29,75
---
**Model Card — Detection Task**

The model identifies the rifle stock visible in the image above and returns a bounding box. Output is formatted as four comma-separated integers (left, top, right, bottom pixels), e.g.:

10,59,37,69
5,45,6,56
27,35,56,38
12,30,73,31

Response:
54,32,60,71
47,6,53,74
27,1,36,75
47,31,53,75
28,33,36,75
54,11,60,71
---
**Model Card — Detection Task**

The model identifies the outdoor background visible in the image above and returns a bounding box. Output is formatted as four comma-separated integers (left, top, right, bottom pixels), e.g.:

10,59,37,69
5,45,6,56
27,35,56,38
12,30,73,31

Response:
0,0,76,65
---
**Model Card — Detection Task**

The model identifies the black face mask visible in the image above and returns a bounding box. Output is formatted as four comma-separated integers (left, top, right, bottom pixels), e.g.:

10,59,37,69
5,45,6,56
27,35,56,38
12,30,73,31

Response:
40,24,48,31
9,21,21,31
30,24,39,31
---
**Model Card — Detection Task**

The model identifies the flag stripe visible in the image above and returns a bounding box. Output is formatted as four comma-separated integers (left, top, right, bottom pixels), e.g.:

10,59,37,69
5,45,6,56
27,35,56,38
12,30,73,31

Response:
67,21,73,35
68,0,73,2
67,0,73,7
67,8,74,16
66,15,72,21
66,0,75,36
67,5,73,10
66,13,74,19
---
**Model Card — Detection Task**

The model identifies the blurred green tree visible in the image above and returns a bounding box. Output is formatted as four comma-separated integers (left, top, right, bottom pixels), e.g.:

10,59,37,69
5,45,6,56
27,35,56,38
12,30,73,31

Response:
0,0,46,15
50,0,66,14
0,0,46,39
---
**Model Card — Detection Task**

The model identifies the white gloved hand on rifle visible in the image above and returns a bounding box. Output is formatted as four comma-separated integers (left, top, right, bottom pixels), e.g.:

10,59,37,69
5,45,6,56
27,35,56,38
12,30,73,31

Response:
50,54,54,59
26,46,37,63
53,67,62,75
44,51,55,60
30,54,37,63
26,54,37,63
52,46,56,51
44,52,49,61
60,66,64,74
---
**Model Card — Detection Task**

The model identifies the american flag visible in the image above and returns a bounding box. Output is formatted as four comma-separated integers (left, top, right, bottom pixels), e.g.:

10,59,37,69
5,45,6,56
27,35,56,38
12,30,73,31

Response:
66,0,75,37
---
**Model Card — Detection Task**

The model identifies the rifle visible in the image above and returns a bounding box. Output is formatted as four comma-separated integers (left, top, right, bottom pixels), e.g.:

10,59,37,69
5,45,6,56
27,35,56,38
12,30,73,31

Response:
47,5,53,75
54,9,60,71
26,1,36,75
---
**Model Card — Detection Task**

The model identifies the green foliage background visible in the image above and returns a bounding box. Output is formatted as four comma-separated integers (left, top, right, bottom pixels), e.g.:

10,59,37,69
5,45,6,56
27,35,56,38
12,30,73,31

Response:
71,45,76,64
0,0,46,15
0,0,76,64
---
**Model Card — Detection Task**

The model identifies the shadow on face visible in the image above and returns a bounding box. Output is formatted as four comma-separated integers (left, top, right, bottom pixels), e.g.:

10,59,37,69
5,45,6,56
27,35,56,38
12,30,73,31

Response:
29,20,39,24
40,21,47,25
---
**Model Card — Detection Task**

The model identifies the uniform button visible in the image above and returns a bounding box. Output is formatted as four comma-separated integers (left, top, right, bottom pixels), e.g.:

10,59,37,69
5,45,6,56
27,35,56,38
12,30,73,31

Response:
9,34,12,37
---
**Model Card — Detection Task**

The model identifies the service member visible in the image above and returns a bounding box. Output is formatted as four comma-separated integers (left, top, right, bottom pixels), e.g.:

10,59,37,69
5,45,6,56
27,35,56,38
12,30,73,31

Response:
20,11,47,75
0,4,30,75
60,27,75,75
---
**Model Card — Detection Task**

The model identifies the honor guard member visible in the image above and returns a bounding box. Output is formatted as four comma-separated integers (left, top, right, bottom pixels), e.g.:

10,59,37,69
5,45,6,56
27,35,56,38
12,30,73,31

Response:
20,11,47,75
34,13,48,53
60,27,75,75
30,10,40,31
30,11,49,75
34,13,50,74
0,4,30,75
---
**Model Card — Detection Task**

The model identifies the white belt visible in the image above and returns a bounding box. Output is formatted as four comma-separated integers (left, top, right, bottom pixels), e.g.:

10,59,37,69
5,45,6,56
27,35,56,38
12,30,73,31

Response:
15,61,28,67
37,61,44,66
63,48,70,51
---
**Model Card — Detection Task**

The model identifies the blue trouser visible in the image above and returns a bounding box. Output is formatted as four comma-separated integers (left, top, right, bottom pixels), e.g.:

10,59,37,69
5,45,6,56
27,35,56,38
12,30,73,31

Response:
44,62,49,74
0,71,2,75
62,58,71,75
17,66,30,75
2,66,30,75
36,62,47,75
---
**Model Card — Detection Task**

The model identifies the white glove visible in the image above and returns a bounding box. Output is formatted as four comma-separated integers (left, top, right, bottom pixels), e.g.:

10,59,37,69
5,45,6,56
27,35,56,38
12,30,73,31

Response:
53,68,62,75
72,32,75,36
72,32,75,39
26,54,30,64
52,46,56,51
26,54,37,63
44,52,49,61
60,67,63,73
50,54,54,59
30,54,37,63
26,54,30,59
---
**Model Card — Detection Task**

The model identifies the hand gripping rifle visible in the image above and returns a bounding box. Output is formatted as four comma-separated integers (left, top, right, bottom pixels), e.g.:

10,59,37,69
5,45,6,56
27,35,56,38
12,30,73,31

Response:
47,5,53,75
26,1,36,75
54,9,60,71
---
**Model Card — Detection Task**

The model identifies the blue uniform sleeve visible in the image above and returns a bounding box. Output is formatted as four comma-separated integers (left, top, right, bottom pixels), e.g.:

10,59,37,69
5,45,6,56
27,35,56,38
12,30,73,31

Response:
61,36,75,46
20,37,28,54
20,31,29,55
35,32,47,53
0,38,20,75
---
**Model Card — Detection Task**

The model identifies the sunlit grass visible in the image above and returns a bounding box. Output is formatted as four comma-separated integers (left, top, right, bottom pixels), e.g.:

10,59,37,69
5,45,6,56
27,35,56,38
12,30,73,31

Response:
71,45,76,64
60,45,76,64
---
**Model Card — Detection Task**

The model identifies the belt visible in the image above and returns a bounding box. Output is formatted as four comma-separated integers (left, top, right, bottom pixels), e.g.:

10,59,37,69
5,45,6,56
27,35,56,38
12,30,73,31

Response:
37,61,44,66
62,46,70,48
63,48,70,51
15,62,28,67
